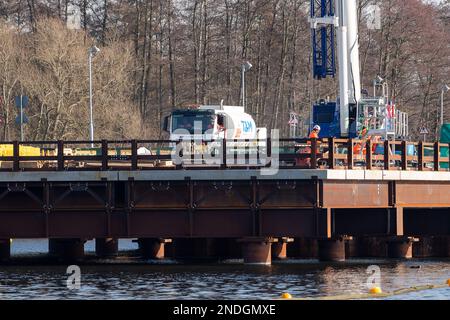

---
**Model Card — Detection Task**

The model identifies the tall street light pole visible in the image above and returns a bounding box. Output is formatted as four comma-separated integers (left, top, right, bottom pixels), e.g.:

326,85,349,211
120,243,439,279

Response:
88,45,100,148
241,61,252,110
440,84,449,127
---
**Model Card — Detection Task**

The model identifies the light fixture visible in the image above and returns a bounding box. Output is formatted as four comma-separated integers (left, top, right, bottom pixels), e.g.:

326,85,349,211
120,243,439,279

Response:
89,45,100,56
243,61,253,72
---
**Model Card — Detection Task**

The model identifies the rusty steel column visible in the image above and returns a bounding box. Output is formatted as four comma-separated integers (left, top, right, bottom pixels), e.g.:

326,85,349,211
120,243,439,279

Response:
413,237,434,258
0,239,11,262
386,237,416,259
272,238,293,260
164,241,174,259
138,238,171,259
171,239,190,260
318,238,346,262
49,239,85,261
286,238,318,259
239,237,274,265
357,237,387,258
95,238,119,258
345,237,358,259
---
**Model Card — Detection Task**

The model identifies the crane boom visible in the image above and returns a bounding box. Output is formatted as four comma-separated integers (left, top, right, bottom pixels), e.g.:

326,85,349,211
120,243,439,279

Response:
344,0,361,105
311,0,361,137
309,0,409,141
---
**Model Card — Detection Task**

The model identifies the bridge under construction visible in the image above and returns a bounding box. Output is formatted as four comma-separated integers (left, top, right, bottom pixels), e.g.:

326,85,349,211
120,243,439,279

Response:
0,138,449,264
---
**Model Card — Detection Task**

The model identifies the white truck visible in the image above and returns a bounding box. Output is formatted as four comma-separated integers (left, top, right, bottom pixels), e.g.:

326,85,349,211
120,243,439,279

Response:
163,104,267,164
163,104,266,141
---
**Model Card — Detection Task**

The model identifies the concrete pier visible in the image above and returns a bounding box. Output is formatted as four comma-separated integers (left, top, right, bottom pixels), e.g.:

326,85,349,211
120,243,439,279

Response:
239,237,274,265
49,239,85,261
138,238,171,259
95,238,119,258
318,238,346,262
0,239,11,261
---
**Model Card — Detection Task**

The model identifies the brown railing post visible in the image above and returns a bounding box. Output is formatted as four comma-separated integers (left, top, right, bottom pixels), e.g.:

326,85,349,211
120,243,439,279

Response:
328,138,335,169
418,141,424,171
310,138,317,169
448,143,450,172
267,137,272,167
366,139,373,170
347,139,354,170
191,141,195,164
101,140,108,171
12,141,19,171
221,138,227,169
433,141,440,171
131,140,138,170
175,138,182,170
244,139,249,165
256,138,260,166
384,140,390,170
57,140,64,171
401,141,407,171
233,139,238,164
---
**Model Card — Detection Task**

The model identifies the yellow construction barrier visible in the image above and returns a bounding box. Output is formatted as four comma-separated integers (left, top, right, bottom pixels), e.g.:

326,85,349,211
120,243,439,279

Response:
0,144,43,169
0,144,41,157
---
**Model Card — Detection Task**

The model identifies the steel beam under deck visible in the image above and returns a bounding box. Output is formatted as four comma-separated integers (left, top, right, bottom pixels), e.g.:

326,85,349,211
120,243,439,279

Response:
0,179,447,239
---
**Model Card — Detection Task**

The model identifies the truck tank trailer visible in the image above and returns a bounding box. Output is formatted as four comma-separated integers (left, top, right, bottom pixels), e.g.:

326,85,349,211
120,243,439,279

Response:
162,104,267,163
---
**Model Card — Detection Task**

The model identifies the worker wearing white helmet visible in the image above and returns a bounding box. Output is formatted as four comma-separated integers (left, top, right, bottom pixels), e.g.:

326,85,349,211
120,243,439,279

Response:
300,124,321,167
309,125,321,139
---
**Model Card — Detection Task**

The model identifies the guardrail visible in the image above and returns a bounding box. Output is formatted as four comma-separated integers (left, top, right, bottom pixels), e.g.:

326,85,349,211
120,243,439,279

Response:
0,138,448,172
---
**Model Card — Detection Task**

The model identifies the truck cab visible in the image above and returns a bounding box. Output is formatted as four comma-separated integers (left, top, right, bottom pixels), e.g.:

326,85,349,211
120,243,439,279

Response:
163,105,265,142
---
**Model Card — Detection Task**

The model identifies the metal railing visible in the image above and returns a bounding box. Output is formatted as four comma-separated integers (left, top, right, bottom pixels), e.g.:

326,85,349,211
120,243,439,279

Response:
0,138,448,172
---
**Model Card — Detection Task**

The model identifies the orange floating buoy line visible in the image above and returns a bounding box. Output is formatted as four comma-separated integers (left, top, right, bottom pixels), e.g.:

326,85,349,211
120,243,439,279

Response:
281,280,449,300
281,293,292,299
369,287,383,294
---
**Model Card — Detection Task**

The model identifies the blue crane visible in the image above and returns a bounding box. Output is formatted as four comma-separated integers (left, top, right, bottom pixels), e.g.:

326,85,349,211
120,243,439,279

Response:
311,0,336,80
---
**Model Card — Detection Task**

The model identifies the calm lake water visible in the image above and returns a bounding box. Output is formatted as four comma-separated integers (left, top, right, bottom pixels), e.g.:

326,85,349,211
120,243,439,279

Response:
0,239,448,300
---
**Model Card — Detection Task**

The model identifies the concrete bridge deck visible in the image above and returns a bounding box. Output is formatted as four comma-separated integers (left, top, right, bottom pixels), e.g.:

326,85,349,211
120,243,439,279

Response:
1,168,450,182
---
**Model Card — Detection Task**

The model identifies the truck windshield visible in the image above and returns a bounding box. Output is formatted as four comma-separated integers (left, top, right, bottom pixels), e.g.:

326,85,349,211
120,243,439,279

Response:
172,113,215,134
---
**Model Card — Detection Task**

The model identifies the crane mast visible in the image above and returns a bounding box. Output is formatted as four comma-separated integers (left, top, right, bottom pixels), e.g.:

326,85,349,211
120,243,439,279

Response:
310,0,408,140
311,0,361,137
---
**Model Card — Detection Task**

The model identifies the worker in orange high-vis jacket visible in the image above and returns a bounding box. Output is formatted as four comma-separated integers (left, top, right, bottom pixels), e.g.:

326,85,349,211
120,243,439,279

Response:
354,126,368,156
309,125,321,139
299,125,321,167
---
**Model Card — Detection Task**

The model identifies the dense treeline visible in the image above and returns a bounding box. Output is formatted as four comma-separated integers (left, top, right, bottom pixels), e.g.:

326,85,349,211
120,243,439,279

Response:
0,0,449,140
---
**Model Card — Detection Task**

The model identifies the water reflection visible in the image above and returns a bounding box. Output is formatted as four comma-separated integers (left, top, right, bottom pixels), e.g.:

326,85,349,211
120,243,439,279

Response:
0,240,448,300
